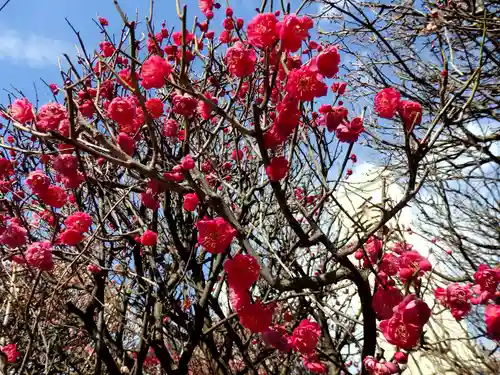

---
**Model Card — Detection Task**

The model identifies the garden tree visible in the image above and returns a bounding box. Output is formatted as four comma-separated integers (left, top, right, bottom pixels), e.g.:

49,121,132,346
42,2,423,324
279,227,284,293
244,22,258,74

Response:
0,1,498,375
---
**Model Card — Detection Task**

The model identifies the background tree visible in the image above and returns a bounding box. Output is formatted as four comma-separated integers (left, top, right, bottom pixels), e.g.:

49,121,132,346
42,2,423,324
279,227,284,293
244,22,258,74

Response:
0,1,498,375
315,0,499,372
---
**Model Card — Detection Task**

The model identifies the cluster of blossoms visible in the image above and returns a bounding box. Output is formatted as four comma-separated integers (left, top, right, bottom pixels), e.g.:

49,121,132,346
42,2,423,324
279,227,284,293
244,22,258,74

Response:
379,294,431,349
1,211,54,270
435,264,500,339
363,356,399,375
140,229,158,247
26,170,67,209
1,5,367,217
355,239,432,283
7,97,89,199
0,216,27,249
196,217,237,254
364,241,434,373
24,241,55,271
58,211,93,246
365,293,431,374
219,11,364,152
374,87,423,132
224,254,327,373
366,240,499,372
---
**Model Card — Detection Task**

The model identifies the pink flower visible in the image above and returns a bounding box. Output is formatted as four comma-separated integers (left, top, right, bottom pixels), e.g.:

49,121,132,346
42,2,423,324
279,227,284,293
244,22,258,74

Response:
286,66,328,101
374,88,401,119
10,98,34,124
332,81,347,95
39,186,68,208
392,241,413,254
53,154,79,177
37,102,67,131
64,212,92,233
363,356,398,375
379,315,420,349
79,99,95,118
397,250,432,281
315,46,340,78
318,105,348,132
238,299,274,333
355,237,382,268
141,190,160,210
107,97,137,126
140,230,158,246
164,172,184,182
277,14,312,52
98,16,108,26
394,351,408,364
145,98,164,118
196,217,237,254
163,119,179,137
26,241,54,270
199,0,214,17
87,264,102,273
172,31,194,46
224,254,260,292
183,193,199,212
0,158,13,178
247,13,279,49
225,42,256,77
266,156,289,182
291,319,321,354
232,149,244,161
60,172,85,189
274,97,300,137
59,229,85,246
379,253,400,276
229,289,250,312
435,283,472,320
219,30,232,44
172,94,198,117
336,117,364,143
474,264,500,295
485,304,500,340
141,55,172,89
197,92,217,120
99,41,115,57
49,83,59,95
118,67,138,89
27,170,50,194
0,343,20,363
181,154,195,170
398,100,422,132
263,126,287,150
372,287,404,320
394,294,431,327
99,80,114,100
117,132,135,156
302,354,327,373
0,219,28,248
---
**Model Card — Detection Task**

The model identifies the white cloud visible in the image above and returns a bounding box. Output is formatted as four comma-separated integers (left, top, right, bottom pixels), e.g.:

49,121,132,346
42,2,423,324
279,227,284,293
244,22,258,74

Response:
0,28,72,67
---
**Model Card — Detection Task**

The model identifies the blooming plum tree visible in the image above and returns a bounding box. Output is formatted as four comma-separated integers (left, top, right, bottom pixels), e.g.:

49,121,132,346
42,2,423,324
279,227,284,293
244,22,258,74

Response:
0,1,497,375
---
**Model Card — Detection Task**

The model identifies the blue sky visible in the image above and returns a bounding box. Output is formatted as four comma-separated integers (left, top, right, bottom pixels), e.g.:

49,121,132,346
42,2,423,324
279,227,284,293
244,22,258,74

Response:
1,0,305,103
